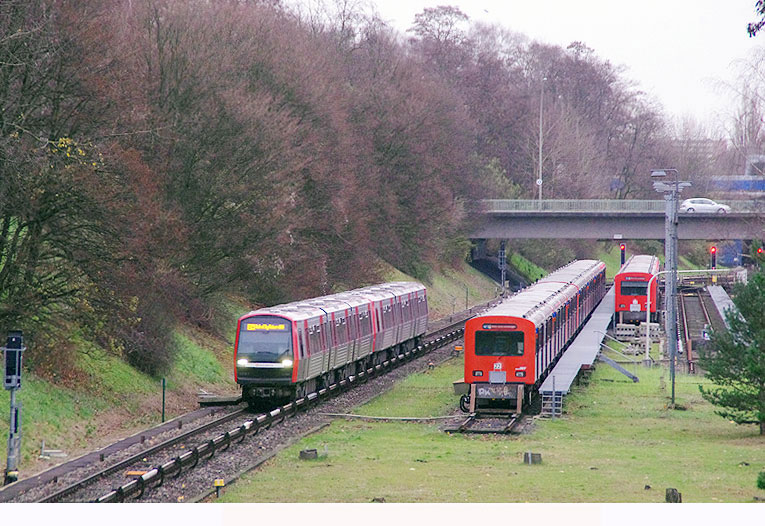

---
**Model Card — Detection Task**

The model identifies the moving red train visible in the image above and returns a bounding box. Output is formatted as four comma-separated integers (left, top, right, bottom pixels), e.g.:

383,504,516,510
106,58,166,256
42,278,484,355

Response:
614,255,661,324
234,282,428,408
455,260,607,413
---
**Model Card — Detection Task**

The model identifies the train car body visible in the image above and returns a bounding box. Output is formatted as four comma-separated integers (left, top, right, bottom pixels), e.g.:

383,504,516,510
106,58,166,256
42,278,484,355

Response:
614,255,661,324
234,282,427,407
457,260,607,413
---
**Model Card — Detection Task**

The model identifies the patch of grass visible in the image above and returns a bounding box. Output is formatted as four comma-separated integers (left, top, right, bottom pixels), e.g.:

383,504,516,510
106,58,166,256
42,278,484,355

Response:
220,361,765,503
510,252,547,282
167,330,227,388
380,260,499,320
77,343,156,403
356,363,461,419
0,376,113,467
598,244,624,281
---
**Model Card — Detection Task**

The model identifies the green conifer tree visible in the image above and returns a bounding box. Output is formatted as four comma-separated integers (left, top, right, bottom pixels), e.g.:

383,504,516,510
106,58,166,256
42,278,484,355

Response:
698,273,765,435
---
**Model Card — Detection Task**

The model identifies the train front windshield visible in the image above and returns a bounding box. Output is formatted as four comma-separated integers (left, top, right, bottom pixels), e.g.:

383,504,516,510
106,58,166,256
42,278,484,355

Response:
475,331,524,356
620,281,648,296
237,316,293,364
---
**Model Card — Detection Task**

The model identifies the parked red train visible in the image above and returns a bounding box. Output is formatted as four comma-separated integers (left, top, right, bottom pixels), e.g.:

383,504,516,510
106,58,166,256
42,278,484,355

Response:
234,282,428,408
614,255,661,324
455,260,607,413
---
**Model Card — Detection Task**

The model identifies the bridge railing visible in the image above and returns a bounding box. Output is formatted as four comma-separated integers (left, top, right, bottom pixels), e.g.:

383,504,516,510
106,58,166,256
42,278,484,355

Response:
481,199,765,213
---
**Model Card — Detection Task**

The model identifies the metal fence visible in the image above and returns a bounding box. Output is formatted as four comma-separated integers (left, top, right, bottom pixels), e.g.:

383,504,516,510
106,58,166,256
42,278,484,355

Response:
481,199,765,213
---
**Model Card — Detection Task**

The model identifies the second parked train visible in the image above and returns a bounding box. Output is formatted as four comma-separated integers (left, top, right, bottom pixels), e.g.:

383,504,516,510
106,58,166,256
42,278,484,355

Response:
455,260,607,413
614,255,661,324
234,282,428,408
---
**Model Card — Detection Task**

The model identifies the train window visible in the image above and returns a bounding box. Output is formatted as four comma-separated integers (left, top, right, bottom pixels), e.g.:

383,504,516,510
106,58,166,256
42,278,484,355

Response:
475,331,524,356
620,281,648,296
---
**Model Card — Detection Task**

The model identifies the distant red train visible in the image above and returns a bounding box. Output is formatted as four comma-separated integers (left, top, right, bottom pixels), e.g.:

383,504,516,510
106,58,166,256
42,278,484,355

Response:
455,260,607,413
614,255,660,324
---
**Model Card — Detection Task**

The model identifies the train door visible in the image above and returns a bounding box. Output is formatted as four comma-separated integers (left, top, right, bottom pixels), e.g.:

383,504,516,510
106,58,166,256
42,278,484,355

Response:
298,322,308,382
392,298,401,346
320,316,329,372
307,319,320,379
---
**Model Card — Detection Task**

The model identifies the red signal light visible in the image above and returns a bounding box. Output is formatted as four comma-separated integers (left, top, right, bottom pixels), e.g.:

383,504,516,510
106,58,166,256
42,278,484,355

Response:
710,246,717,253
620,244,625,250
758,247,763,254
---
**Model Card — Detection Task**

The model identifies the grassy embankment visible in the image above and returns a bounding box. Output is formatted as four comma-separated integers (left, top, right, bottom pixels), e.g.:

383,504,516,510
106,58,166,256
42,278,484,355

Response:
0,328,233,473
0,261,498,476
219,359,765,503
380,261,500,319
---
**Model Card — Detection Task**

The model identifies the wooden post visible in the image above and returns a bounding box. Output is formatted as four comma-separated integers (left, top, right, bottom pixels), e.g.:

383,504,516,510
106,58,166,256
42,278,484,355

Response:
665,488,682,503
516,385,524,414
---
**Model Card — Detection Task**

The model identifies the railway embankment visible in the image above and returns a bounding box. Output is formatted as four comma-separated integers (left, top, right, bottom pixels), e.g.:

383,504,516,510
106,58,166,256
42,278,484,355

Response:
0,261,498,481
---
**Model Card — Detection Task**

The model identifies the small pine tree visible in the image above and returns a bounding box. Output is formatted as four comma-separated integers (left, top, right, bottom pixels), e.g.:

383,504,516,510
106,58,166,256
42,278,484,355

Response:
758,471,765,491
698,273,765,435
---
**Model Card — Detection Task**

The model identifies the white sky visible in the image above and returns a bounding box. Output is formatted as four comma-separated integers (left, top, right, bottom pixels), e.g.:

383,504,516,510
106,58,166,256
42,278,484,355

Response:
373,0,764,128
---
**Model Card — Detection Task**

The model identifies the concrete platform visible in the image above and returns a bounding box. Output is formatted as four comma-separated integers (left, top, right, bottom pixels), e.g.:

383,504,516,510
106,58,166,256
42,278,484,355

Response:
707,285,736,328
540,286,615,397
198,395,242,407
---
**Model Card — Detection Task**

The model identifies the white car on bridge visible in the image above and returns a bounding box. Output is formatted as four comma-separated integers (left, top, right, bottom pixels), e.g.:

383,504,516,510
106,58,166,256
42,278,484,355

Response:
679,198,731,214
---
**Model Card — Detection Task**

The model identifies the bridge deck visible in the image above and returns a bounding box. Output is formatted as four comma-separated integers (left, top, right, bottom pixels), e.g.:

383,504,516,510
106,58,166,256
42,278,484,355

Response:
540,286,615,396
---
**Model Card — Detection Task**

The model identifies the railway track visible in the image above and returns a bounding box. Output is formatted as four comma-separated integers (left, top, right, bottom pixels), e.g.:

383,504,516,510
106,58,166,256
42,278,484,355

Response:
443,413,520,434
1,306,489,503
679,287,713,369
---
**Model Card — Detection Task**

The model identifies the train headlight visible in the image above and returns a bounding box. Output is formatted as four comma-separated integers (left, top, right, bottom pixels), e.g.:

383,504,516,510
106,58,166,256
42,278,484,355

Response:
237,358,249,366
281,359,293,367
472,370,483,377
515,371,526,378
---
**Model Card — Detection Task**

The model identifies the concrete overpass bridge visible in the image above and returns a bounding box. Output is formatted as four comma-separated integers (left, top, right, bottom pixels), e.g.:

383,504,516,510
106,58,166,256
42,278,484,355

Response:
470,199,765,240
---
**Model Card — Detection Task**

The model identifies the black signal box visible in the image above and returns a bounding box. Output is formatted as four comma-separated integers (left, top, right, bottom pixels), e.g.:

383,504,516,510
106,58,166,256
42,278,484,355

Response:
3,330,24,390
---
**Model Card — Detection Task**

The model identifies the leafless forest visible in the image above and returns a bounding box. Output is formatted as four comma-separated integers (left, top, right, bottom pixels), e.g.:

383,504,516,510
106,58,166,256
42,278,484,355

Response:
1,1,760,373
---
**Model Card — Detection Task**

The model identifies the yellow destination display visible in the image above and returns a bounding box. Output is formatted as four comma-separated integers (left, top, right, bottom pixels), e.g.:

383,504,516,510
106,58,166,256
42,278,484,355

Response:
246,323,287,331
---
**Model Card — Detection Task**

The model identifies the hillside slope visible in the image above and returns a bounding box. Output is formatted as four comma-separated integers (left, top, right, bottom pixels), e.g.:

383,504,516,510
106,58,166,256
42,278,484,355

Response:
0,262,498,478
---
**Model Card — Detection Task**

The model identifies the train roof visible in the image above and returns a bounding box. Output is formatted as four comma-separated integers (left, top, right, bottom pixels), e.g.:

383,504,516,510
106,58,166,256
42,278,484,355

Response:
616,255,660,277
477,260,605,327
238,281,426,322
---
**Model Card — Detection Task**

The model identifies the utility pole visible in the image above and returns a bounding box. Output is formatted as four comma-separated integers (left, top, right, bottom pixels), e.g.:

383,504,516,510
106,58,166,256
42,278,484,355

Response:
499,240,507,294
3,330,25,485
537,77,547,207
651,169,690,407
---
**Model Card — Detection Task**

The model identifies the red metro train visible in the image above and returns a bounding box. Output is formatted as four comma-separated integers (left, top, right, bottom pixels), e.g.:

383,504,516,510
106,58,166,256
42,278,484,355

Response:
614,255,661,324
455,260,607,413
234,282,428,407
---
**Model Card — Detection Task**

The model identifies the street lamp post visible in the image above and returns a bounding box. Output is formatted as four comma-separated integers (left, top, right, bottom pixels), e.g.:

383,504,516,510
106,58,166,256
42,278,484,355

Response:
537,77,546,207
650,168,690,407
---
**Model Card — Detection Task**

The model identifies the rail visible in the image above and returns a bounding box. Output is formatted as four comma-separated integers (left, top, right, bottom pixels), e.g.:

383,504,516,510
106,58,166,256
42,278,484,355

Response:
679,290,712,373
94,321,470,502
